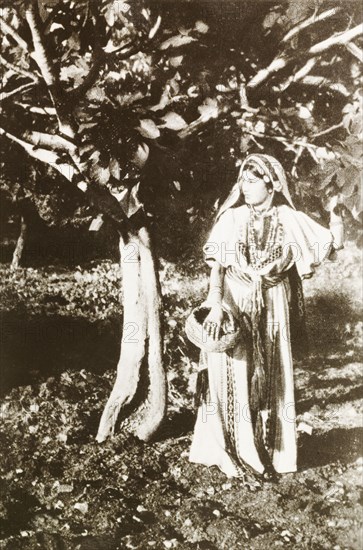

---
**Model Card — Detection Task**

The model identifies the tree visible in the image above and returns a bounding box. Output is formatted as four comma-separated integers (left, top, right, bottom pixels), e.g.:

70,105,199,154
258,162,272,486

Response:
1,0,361,442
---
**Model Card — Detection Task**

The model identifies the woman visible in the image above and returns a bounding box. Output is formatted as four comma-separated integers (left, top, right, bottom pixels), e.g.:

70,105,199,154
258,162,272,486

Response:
189,153,342,480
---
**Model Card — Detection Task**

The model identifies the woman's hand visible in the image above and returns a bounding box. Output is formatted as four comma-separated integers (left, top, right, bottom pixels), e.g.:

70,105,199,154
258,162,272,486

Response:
203,305,224,341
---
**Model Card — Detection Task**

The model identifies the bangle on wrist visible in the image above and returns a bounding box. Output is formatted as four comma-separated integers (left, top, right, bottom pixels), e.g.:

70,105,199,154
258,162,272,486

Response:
209,287,223,296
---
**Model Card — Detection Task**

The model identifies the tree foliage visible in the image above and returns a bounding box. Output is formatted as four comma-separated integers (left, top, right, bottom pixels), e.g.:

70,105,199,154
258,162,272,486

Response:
0,0,362,250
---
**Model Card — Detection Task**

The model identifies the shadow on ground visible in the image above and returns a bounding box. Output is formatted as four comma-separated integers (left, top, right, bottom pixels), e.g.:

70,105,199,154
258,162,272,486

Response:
1,288,362,449
305,291,362,354
155,409,196,442
0,311,122,395
298,427,363,470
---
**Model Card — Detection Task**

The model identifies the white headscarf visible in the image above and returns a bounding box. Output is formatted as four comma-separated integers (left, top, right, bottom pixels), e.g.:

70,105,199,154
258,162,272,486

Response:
218,153,295,217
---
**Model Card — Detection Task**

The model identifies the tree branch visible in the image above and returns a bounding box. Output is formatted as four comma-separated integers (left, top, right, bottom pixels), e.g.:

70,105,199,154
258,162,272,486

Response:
25,0,61,92
0,82,36,101
25,0,77,139
247,55,288,90
282,7,341,43
309,24,363,55
272,57,317,92
69,40,140,103
311,121,344,138
243,129,320,151
21,129,77,153
248,23,363,92
0,126,131,232
69,46,106,102
273,60,350,96
0,54,39,82
0,15,30,52
345,41,363,62
0,126,59,164
13,102,57,116
299,76,349,96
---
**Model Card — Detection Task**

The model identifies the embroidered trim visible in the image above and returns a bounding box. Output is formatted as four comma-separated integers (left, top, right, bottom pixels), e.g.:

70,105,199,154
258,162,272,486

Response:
237,208,284,270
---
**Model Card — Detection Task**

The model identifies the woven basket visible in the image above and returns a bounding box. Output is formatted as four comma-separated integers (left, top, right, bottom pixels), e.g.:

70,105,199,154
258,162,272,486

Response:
185,305,242,353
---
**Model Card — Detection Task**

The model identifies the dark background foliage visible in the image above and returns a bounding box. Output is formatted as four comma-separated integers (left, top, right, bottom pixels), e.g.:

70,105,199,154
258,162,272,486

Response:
1,0,362,266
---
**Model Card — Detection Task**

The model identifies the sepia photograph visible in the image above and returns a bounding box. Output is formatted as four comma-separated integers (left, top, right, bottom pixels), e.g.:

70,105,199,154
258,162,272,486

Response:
0,0,362,548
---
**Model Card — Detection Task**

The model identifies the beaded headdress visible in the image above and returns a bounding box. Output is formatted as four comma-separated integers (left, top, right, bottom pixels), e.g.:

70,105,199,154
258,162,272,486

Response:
217,153,295,218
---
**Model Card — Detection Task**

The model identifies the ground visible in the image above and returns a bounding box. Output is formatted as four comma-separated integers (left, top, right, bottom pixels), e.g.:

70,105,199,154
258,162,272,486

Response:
0,243,362,550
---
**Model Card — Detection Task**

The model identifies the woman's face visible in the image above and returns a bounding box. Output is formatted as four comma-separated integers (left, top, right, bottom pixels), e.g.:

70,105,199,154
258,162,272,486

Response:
241,169,271,206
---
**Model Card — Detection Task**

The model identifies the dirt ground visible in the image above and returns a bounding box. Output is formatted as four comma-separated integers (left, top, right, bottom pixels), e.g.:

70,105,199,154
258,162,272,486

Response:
0,243,362,549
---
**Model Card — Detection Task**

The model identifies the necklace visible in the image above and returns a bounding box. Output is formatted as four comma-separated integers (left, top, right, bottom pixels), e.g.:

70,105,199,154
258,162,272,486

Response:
251,193,275,218
248,206,280,270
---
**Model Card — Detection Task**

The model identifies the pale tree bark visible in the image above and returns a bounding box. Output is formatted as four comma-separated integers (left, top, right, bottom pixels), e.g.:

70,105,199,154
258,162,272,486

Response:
126,226,166,440
96,226,166,442
96,229,147,442
1,122,167,441
1,0,167,442
11,215,27,270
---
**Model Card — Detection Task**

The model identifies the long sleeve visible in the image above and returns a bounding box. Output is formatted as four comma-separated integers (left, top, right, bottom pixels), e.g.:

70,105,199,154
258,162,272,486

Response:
203,209,238,268
280,206,334,279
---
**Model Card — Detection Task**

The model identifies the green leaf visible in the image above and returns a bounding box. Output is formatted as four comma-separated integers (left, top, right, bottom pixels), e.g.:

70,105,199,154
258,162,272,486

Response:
160,112,187,131
315,147,335,161
297,105,312,120
194,21,209,34
341,154,362,169
197,98,219,120
352,186,363,220
109,158,120,180
86,87,106,102
169,56,183,68
137,119,160,139
342,103,354,114
148,15,162,39
342,166,360,197
255,120,265,134
132,142,149,168
263,11,281,29
240,135,252,153
89,164,110,185
336,168,345,188
317,164,338,190
349,114,362,136
160,35,196,50
104,5,115,27
67,33,81,51
60,59,89,85
341,193,357,213
89,215,104,232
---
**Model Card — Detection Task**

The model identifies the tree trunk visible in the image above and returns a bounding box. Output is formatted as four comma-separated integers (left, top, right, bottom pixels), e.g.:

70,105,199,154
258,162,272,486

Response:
11,215,27,270
96,225,166,442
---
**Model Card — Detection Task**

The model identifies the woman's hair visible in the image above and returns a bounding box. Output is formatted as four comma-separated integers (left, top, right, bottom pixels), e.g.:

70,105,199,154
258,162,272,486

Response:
216,154,295,218
229,162,291,209
238,162,274,192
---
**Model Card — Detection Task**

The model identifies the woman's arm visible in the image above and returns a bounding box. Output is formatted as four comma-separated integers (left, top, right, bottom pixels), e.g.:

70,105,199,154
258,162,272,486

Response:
329,203,344,251
206,261,225,306
203,262,225,340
